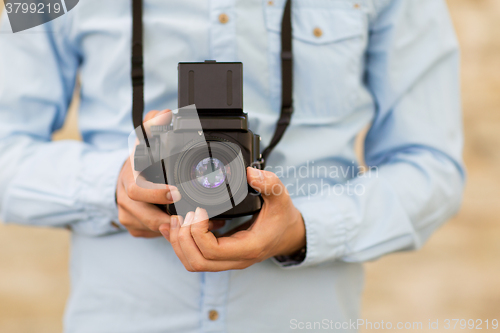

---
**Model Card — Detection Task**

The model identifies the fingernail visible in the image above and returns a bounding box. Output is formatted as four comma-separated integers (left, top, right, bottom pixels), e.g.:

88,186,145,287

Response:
183,211,194,227
194,207,201,224
166,189,181,202
171,215,179,229
194,207,208,224
248,167,264,181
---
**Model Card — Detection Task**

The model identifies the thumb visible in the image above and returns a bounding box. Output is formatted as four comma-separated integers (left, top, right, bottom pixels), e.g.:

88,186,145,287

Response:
246,167,286,202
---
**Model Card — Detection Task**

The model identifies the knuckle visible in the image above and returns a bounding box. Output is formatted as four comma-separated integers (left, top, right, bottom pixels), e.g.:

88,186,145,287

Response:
178,233,189,243
119,219,132,228
144,216,161,231
116,196,125,206
190,261,204,272
116,188,128,205
189,225,203,238
142,217,153,228
152,218,164,231
127,183,139,199
118,216,133,229
129,230,142,238
202,249,218,261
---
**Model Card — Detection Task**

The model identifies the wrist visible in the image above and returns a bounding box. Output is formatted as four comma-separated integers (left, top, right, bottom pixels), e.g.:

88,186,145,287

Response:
278,210,306,257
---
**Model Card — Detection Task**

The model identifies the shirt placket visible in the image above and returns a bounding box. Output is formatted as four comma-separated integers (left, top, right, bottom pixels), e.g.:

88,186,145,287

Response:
209,0,237,61
198,2,235,332
201,3,236,331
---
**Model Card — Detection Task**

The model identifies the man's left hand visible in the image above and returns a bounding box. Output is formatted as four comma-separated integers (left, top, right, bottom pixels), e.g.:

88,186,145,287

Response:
159,167,306,272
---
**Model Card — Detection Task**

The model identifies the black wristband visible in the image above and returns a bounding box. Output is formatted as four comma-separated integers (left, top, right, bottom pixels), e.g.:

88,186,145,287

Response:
275,245,307,266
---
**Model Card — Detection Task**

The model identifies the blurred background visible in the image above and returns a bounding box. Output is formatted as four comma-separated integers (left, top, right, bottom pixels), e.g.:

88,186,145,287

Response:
1,0,499,332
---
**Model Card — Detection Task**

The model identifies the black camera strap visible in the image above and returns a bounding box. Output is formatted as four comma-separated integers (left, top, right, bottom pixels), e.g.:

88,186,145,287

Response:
131,0,148,148
131,0,293,164
261,0,293,164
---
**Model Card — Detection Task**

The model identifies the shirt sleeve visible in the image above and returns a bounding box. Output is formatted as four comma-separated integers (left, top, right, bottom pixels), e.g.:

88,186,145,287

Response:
274,0,465,268
0,13,129,236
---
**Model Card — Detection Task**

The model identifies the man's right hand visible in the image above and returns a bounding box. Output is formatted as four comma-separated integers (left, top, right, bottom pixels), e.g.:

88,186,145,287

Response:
116,109,180,238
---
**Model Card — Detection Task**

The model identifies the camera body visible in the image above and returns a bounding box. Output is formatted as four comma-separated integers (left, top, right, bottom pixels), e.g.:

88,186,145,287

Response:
134,61,262,219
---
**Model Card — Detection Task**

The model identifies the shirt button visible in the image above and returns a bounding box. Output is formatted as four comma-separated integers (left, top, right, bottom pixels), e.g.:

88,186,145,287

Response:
313,27,323,38
208,310,219,321
267,0,274,5
218,13,229,24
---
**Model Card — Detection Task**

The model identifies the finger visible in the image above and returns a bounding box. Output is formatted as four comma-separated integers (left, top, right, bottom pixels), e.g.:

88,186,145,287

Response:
121,154,181,203
246,167,287,202
118,179,159,233
128,228,162,238
189,208,264,262
143,109,172,136
123,198,172,232
159,223,171,241
246,169,293,236
118,180,173,232
199,229,265,261
158,216,223,241
118,204,144,230
119,206,162,238
178,211,210,270
145,109,171,125
140,110,160,139
208,220,226,231
125,180,181,204
177,211,249,271
129,109,177,203
144,110,161,123
189,208,219,258
169,214,196,271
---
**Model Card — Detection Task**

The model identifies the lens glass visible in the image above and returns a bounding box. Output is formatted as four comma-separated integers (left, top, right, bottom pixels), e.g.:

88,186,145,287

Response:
194,157,226,189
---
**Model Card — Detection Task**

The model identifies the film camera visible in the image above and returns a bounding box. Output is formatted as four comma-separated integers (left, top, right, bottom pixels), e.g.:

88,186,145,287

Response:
134,61,263,219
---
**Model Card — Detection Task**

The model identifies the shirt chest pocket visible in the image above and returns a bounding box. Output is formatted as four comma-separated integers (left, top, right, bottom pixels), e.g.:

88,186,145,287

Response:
264,0,368,124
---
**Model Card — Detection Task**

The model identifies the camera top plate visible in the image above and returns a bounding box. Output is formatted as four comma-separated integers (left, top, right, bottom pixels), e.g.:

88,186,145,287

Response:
178,61,243,113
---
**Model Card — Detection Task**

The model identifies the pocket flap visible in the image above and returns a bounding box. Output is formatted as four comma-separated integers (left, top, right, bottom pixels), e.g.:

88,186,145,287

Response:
265,2,365,45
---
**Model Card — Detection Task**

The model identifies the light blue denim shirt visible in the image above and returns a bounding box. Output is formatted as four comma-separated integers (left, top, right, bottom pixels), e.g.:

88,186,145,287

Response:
0,0,464,332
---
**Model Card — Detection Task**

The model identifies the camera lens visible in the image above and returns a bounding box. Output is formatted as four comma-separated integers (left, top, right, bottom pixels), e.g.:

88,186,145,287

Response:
194,157,226,189
173,138,247,210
